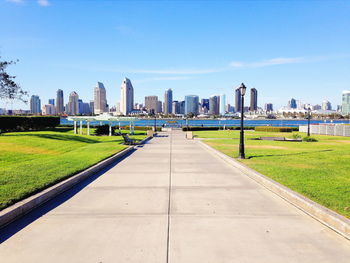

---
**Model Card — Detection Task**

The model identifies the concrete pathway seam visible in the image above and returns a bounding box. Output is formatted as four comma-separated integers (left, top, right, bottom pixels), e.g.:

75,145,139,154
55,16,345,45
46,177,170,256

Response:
196,139,350,241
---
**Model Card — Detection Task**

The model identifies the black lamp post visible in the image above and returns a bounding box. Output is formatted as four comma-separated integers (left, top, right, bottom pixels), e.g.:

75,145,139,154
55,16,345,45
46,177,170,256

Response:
238,83,247,159
153,112,157,132
307,107,311,137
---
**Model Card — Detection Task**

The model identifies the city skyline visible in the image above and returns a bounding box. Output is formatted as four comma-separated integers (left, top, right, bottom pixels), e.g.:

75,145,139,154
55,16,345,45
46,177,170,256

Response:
22,78,349,116
1,1,349,110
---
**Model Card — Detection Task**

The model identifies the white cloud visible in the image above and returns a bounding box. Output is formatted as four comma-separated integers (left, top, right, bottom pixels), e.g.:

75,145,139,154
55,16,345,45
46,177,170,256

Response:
6,0,24,4
37,0,49,6
230,57,305,68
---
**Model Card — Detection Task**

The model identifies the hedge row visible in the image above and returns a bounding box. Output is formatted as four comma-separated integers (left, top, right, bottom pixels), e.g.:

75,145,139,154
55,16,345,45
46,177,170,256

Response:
182,126,255,131
255,126,298,132
0,116,60,132
59,124,162,132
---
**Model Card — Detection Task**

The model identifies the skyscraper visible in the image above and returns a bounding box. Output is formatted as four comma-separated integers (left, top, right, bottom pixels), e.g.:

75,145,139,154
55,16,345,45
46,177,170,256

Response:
235,88,241,112
30,95,41,114
94,82,108,115
250,88,258,111
201,99,209,111
219,94,226,115
322,100,332,111
164,89,173,114
56,89,64,114
48,99,55,105
172,101,180,114
209,95,220,115
288,98,297,109
145,96,158,114
89,101,94,114
67,91,79,115
342,91,350,115
120,77,134,115
179,101,185,114
184,95,199,115
265,103,273,112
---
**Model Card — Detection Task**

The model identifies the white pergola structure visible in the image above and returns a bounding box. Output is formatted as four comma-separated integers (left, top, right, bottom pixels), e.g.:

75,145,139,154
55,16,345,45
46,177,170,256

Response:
67,115,139,136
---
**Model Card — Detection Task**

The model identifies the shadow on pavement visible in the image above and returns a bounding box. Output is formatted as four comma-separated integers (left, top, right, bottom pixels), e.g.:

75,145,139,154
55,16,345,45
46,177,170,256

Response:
0,149,136,244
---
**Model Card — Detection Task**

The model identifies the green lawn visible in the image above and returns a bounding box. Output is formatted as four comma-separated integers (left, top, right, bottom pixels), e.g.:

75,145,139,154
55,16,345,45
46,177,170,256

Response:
194,130,350,218
0,128,147,210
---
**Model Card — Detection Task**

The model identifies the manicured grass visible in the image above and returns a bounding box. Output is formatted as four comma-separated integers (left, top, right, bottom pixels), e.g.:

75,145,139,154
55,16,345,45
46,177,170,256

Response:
195,130,350,218
0,128,147,210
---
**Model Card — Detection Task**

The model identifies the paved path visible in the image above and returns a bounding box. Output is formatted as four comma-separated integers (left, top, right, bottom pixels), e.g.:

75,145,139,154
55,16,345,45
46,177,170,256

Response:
1,130,350,262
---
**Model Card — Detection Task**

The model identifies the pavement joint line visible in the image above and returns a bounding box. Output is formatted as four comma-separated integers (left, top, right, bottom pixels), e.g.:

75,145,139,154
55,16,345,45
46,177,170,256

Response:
166,130,173,263
196,139,350,241
0,136,152,229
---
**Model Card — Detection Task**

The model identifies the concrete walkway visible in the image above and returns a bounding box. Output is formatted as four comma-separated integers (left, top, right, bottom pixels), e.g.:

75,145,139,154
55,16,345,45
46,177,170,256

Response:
1,130,350,262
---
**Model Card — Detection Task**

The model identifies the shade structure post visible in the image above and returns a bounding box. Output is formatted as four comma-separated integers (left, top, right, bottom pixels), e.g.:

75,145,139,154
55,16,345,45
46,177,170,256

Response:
74,121,77,134
80,121,83,135
87,121,90,136
109,122,112,136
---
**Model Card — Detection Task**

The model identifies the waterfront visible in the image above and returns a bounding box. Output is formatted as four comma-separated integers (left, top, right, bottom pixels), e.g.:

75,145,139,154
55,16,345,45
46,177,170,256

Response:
61,118,349,128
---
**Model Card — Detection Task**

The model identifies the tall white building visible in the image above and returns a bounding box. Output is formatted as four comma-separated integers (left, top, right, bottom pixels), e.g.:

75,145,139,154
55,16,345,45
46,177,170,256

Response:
30,95,41,114
164,89,173,114
322,100,332,111
56,89,64,114
120,77,134,115
219,94,226,115
67,91,79,115
342,91,350,115
94,82,108,115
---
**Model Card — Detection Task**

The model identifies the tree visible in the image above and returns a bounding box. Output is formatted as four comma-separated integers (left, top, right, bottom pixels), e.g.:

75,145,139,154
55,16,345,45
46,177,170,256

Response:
0,56,28,102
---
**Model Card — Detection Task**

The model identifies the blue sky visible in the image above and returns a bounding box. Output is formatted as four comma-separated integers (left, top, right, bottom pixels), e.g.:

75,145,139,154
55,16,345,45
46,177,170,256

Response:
1,0,350,110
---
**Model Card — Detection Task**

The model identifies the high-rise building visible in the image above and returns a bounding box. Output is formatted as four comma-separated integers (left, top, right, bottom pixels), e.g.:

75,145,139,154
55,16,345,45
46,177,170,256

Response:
164,89,173,114
94,82,108,115
145,96,158,114
288,98,297,109
67,91,79,115
235,88,241,112
313,104,321,110
157,101,163,114
120,77,134,115
184,95,199,115
48,99,55,105
250,88,258,111
226,104,234,113
89,101,94,114
179,101,185,114
30,95,41,114
82,103,91,115
209,95,220,115
265,103,273,112
78,99,84,115
172,101,180,114
342,91,350,115
42,104,56,115
322,100,332,111
56,89,64,114
201,99,209,111
219,94,226,115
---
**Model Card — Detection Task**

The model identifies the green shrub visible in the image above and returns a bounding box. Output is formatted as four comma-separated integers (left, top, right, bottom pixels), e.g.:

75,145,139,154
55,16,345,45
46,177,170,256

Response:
94,125,116,136
0,116,60,132
302,136,318,142
292,133,302,139
119,126,161,131
255,126,298,132
183,126,254,131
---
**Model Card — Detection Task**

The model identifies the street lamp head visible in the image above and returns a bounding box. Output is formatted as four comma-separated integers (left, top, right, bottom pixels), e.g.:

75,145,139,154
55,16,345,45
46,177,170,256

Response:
239,83,247,96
